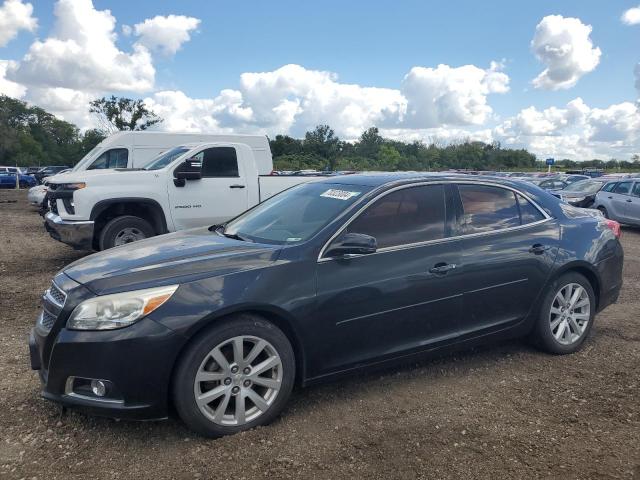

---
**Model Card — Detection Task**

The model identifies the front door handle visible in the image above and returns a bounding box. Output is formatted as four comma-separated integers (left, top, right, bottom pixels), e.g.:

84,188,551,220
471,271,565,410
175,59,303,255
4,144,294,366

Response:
626,199,632,203
529,244,549,255
229,184,246,189
429,263,457,275
607,196,613,199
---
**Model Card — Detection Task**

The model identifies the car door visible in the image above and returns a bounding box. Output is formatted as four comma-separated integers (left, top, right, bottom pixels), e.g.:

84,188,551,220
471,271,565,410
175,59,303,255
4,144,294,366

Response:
604,181,633,222
452,183,559,337
313,183,463,374
626,182,640,226
169,145,249,230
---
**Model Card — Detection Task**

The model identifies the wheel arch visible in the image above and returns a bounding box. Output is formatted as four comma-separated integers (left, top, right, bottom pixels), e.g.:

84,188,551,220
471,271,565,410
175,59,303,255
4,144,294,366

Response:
168,304,308,409
90,198,168,247
548,261,601,310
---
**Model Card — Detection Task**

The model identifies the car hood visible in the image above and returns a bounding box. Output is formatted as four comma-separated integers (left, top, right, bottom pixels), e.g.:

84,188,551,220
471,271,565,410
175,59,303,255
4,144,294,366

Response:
63,228,282,295
551,190,594,198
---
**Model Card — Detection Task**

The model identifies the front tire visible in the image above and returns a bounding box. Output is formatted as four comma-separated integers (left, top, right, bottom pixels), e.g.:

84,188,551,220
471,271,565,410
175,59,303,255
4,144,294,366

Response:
531,272,595,354
98,215,155,250
173,315,295,438
597,206,609,219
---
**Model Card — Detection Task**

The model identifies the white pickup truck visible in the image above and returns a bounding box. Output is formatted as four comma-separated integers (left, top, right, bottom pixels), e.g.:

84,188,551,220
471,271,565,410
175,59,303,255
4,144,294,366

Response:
44,141,327,250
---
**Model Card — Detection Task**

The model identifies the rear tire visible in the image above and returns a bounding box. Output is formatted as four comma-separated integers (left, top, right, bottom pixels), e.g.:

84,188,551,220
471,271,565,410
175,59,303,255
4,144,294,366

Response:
597,206,608,219
173,315,295,438
98,215,155,250
530,272,595,355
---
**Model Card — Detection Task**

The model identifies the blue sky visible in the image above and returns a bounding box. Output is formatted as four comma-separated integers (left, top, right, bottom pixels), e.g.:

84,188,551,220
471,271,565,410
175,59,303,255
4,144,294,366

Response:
0,0,639,159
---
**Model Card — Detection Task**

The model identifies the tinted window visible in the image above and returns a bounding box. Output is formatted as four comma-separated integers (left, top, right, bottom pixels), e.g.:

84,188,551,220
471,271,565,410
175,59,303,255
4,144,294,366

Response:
345,185,446,249
602,182,617,192
195,147,239,177
632,183,640,197
517,194,545,224
458,185,521,233
613,182,632,195
87,148,129,170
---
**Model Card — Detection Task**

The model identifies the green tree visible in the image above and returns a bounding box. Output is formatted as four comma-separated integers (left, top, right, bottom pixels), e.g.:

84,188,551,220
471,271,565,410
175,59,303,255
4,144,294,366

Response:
90,96,163,133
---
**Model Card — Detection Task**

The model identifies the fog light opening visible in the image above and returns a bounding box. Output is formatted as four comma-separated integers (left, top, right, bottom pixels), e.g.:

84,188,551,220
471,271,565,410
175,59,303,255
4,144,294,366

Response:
91,379,107,397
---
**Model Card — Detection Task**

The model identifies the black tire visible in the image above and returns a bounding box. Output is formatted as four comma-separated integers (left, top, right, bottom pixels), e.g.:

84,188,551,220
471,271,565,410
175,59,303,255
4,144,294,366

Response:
173,314,295,438
98,215,155,250
530,272,596,355
597,206,608,219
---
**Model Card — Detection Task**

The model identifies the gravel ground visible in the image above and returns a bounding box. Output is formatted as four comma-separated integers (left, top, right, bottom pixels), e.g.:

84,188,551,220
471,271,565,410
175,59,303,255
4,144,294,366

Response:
0,189,639,480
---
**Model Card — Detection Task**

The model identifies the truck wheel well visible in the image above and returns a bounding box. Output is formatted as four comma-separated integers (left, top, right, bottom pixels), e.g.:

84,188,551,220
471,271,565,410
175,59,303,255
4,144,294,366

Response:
92,201,167,249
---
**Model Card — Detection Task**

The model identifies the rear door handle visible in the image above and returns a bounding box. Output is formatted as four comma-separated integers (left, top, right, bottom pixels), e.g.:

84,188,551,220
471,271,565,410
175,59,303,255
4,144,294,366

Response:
229,184,246,189
429,263,457,275
626,199,632,203
529,244,550,255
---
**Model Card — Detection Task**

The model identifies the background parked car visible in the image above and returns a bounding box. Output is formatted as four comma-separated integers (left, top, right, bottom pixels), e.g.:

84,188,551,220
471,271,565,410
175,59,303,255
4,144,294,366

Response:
528,177,568,190
549,178,609,208
560,174,590,185
0,171,37,189
593,179,640,226
34,166,70,184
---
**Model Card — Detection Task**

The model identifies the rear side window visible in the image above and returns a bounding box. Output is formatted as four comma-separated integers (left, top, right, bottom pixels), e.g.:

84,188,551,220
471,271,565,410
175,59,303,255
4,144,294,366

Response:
198,147,239,178
632,183,640,197
458,185,521,233
345,185,446,249
517,194,545,224
613,182,632,195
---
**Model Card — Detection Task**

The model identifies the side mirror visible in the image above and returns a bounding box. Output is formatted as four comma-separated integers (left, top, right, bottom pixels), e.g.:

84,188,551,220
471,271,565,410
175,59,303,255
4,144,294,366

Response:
174,158,203,181
325,233,377,258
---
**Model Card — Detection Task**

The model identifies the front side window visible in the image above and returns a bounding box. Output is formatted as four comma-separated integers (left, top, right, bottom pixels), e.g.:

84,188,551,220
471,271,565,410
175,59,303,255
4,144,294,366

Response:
601,182,617,192
194,147,239,178
344,185,446,249
632,183,640,197
144,146,190,171
87,148,129,170
613,182,632,195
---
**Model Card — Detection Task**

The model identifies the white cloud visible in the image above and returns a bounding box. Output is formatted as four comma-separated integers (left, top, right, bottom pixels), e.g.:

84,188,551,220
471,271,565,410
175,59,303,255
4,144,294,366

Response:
531,15,601,90
0,0,37,47
10,0,155,93
0,60,26,98
401,62,509,128
133,14,200,56
495,99,640,159
621,5,640,25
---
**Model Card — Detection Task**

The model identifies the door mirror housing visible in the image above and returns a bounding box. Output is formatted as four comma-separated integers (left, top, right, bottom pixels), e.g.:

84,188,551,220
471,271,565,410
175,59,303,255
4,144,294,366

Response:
325,233,377,258
174,157,203,181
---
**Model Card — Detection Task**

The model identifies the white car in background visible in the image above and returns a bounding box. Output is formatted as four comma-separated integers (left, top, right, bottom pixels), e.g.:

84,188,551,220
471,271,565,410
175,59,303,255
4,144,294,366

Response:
27,169,71,209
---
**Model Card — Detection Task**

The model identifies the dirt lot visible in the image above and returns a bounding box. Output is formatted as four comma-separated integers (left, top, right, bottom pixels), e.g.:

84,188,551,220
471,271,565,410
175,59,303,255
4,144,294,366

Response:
0,189,639,480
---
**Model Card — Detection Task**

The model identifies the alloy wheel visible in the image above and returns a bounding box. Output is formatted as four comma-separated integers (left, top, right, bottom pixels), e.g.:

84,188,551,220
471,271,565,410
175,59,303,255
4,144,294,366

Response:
193,335,283,426
549,283,591,345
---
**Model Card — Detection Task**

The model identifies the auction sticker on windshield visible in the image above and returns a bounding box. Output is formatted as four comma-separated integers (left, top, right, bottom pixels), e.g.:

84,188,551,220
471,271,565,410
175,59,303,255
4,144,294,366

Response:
320,189,361,200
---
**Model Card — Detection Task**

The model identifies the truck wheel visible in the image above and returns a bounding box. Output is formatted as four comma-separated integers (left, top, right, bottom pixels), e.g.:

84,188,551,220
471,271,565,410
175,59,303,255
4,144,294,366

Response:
98,215,155,250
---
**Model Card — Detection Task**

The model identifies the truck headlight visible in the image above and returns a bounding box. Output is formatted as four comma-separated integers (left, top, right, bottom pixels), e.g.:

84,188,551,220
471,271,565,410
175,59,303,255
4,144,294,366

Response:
67,285,179,330
61,183,86,190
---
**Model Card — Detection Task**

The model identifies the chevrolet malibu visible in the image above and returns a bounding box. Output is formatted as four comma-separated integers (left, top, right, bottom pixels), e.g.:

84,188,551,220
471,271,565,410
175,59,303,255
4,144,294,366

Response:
29,174,624,437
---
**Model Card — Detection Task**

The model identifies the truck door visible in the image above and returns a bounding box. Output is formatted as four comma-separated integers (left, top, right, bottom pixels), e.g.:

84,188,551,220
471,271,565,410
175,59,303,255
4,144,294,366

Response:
168,145,250,230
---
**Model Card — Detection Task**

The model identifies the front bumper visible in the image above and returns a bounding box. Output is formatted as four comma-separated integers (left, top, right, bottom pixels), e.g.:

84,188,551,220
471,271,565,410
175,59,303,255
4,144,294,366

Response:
29,316,184,420
44,212,94,250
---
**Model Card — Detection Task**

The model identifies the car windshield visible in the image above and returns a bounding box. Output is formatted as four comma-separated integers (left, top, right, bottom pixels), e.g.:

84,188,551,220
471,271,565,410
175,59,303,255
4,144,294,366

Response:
563,180,604,194
144,146,191,170
223,182,372,245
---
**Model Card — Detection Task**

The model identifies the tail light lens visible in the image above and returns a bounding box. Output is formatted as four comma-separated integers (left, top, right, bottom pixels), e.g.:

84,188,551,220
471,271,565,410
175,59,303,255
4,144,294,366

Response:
604,219,621,238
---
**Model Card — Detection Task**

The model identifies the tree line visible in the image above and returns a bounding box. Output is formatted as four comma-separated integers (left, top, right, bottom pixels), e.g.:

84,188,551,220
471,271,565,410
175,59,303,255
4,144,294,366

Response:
1,94,638,171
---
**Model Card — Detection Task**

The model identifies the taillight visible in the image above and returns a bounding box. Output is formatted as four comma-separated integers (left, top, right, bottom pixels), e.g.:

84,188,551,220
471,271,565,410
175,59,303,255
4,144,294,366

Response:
604,219,621,238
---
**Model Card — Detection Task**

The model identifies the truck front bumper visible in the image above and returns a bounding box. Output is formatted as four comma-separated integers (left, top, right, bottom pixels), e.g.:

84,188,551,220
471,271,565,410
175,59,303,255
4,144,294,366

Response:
44,212,94,250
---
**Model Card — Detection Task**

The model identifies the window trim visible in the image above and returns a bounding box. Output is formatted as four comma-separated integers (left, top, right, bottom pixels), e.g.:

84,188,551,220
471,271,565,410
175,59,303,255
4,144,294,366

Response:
318,180,552,263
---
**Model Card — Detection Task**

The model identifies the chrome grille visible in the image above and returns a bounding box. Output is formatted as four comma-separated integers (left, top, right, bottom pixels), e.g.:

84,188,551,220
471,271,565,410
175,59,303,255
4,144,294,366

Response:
46,282,66,307
39,309,57,331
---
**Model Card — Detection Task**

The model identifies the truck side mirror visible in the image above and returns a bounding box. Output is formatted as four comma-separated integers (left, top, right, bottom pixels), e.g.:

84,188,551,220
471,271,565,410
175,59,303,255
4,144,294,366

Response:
174,158,202,186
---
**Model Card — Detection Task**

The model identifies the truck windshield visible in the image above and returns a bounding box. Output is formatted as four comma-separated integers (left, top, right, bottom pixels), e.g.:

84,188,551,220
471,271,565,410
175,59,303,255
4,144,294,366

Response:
223,182,372,245
145,146,190,170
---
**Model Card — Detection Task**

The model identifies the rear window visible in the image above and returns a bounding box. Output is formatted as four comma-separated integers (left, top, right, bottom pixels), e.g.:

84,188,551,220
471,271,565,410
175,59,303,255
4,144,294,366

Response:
458,184,544,234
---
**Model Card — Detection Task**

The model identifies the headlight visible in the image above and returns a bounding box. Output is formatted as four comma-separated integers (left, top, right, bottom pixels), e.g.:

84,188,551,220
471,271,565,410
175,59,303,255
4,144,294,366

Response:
67,285,178,330
568,196,587,203
60,182,86,190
